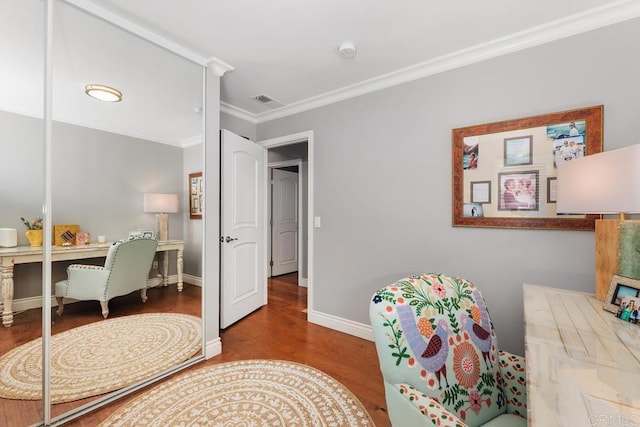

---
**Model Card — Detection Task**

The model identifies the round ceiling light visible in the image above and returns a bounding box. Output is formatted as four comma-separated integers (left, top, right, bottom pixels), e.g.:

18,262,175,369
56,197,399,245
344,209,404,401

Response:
85,84,122,102
338,42,357,59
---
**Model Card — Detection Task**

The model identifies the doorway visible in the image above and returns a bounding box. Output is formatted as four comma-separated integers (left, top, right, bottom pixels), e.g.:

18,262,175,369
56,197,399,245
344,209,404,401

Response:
268,161,302,280
259,131,314,309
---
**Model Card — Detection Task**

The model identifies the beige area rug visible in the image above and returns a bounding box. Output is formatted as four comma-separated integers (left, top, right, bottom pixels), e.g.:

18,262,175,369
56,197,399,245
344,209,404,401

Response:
100,359,375,426
0,313,201,403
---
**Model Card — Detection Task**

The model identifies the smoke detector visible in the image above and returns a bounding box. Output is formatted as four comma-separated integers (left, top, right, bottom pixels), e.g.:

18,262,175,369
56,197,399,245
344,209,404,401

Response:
338,42,357,59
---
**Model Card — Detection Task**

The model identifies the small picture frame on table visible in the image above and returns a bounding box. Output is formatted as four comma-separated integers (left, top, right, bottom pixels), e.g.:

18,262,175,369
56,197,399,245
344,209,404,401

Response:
604,274,640,314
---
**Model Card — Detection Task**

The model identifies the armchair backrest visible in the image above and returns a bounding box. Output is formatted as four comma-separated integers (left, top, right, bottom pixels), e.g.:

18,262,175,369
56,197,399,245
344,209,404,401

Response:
103,238,158,300
370,273,506,426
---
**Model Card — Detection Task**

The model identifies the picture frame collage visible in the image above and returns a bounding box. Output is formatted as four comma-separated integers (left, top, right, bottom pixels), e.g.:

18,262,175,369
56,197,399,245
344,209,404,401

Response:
453,105,603,230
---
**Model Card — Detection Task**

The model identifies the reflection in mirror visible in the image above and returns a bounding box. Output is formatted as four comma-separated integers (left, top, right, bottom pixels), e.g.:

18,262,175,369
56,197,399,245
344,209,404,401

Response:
0,0,204,425
0,0,45,425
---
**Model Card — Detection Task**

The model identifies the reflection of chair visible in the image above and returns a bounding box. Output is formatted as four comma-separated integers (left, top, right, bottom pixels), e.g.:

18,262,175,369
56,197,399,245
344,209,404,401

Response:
370,273,527,427
55,238,158,319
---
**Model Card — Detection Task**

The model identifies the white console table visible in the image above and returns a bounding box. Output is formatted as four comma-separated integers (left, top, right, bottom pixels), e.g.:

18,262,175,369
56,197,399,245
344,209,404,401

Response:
0,240,184,327
524,284,640,426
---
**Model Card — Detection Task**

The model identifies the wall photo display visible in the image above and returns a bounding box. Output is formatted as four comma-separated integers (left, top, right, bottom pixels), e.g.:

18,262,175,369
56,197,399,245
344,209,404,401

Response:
452,105,603,230
189,172,203,220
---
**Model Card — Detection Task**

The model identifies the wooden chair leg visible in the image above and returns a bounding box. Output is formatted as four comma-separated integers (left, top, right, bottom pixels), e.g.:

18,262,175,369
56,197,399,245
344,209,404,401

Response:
55,296,64,317
141,287,148,303
100,301,109,319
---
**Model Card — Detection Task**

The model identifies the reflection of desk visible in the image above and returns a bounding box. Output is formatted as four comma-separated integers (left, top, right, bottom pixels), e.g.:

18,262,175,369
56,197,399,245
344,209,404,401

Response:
524,284,640,426
1,240,184,327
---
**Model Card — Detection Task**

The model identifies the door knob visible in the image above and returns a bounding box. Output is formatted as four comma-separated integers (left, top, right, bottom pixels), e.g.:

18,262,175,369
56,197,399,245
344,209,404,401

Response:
225,236,238,243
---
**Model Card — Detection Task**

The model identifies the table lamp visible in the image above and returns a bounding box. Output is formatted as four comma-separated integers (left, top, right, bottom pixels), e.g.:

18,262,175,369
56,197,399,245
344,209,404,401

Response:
143,193,179,241
557,143,640,300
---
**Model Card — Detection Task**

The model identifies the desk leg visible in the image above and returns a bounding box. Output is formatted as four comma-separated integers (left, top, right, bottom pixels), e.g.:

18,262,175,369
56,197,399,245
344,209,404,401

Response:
162,251,169,287
2,264,14,327
177,249,183,292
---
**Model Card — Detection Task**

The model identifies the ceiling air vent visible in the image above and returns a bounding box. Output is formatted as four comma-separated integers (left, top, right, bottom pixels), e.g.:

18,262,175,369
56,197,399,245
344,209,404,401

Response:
250,93,285,109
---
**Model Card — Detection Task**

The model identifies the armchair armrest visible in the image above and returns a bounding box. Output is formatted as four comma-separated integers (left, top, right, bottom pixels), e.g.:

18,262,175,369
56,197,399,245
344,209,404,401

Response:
62,265,111,300
498,350,527,418
395,383,466,427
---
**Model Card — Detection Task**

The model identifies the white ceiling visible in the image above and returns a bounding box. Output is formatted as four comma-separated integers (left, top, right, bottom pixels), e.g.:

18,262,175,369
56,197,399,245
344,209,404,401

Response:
2,0,640,145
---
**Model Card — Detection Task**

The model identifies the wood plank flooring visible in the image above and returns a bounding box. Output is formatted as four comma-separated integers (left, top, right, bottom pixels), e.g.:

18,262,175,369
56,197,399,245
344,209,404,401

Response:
2,274,391,426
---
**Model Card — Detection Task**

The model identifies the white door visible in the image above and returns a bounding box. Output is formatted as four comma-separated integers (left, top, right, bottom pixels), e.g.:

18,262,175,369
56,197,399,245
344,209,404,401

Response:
220,129,267,328
271,168,298,276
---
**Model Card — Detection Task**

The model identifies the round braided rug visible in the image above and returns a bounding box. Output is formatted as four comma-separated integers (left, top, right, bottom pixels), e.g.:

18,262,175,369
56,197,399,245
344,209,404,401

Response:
0,313,201,403
100,359,375,426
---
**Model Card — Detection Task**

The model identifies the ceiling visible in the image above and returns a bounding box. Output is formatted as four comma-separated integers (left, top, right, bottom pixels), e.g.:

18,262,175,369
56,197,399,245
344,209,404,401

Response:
2,0,639,146
84,0,640,119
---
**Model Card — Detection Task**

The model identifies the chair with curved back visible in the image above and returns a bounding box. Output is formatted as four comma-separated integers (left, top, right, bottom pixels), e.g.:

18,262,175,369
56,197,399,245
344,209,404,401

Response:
55,237,158,319
370,273,527,427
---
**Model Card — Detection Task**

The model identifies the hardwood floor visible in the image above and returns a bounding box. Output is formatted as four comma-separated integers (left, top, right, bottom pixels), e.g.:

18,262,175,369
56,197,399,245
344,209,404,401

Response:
2,274,391,426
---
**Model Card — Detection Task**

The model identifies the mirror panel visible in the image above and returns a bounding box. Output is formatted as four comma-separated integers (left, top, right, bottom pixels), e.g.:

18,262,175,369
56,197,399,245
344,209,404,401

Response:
2,0,205,424
0,0,45,425
49,1,204,420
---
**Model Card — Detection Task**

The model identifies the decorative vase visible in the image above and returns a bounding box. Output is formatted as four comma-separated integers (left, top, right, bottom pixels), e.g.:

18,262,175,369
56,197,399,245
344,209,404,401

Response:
25,229,43,247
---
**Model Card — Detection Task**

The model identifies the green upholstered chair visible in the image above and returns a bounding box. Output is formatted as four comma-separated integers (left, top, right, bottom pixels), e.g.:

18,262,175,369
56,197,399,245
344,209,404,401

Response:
370,273,527,427
55,237,158,319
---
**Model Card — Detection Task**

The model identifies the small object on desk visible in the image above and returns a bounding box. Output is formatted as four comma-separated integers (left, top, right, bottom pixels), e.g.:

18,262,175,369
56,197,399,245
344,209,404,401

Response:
97,235,107,243
76,232,90,245
54,224,79,246
0,228,17,248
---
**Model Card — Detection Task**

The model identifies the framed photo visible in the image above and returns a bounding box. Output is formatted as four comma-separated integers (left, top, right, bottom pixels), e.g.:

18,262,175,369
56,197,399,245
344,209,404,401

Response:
470,181,491,204
189,172,203,220
604,275,640,314
463,203,484,218
452,105,603,230
498,171,539,211
547,177,557,203
504,136,532,166
53,224,80,246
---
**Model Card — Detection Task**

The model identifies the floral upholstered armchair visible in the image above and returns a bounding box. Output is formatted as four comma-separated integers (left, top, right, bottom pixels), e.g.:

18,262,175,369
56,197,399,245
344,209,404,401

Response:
370,273,527,427
55,237,158,319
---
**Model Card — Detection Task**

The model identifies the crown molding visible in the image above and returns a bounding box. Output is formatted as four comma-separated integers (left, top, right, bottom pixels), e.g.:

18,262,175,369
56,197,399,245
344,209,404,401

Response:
220,102,258,124
181,135,203,147
207,57,235,77
64,0,209,66
242,0,640,124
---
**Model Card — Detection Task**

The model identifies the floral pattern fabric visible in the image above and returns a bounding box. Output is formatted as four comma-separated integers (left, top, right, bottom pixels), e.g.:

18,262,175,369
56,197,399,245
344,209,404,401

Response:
371,273,527,427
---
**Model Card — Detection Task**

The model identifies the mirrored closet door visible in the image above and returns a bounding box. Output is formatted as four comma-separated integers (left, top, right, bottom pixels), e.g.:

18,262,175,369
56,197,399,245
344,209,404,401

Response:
0,0,206,425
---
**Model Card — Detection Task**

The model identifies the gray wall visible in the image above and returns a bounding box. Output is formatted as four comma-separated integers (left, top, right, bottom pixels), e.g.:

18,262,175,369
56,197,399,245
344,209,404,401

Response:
256,18,640,355
183,143,203,276
0,110,186,299
221,111,257,141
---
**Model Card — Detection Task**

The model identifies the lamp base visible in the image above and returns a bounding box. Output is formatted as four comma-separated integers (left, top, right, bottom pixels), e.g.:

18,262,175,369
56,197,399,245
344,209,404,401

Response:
595,219,622,301
156,213,169,241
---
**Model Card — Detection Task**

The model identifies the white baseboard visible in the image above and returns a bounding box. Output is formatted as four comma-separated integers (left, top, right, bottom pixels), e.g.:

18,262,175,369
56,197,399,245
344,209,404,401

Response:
205,337,222,359
183,273,202,287
8,274,194,314
298,277,308,287
307,309,373,342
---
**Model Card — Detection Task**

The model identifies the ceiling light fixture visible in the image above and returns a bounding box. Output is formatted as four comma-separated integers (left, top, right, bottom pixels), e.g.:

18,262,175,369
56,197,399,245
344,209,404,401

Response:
338,42,357,59
85,84,122,102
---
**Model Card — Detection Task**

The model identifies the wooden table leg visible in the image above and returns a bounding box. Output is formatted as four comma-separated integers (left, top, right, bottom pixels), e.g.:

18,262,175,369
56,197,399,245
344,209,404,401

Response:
177,249,183,292
162,251,169,286
1,263,14,327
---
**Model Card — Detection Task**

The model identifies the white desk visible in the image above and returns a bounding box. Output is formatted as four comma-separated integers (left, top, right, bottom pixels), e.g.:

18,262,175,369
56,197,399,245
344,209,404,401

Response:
0,240,184,327
524,284,640,426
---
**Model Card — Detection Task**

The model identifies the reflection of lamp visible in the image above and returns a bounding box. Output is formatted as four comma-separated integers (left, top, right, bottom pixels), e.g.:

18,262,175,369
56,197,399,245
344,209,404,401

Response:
557,144,640,300
143,193,179,241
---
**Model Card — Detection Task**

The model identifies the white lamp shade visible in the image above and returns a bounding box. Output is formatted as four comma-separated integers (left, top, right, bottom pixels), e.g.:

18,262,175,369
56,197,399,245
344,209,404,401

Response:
557,144,640,214
143,193,179,213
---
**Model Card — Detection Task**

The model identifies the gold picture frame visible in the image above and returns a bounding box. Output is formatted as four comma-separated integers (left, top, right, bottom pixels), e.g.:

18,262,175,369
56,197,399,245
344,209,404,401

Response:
189,172,203,220
452,105,603,230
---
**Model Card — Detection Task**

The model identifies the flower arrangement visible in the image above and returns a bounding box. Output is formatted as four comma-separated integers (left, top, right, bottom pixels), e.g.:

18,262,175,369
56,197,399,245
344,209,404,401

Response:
20,217,43,230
